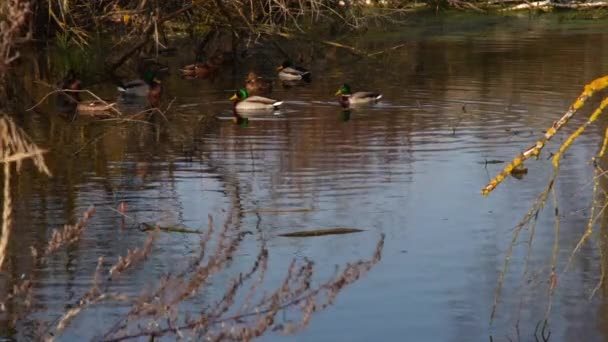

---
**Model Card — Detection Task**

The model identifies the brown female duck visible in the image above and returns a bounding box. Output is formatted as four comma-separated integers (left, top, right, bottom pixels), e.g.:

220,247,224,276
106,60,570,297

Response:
180,52,224,79
245,72,272,96
57,71,116,117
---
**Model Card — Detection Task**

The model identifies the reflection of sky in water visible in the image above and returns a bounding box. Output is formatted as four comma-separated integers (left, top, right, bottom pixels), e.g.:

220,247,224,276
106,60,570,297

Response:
9,15,608,341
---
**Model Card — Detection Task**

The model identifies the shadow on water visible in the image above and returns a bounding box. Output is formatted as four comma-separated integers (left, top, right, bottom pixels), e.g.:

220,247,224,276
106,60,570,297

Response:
4,13,608,341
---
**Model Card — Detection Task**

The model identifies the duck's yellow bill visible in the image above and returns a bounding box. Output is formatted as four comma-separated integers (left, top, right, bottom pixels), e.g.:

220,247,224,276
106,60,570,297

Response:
153,78,161,84
334,89,342,96
276,66,284,71
229,94,238,100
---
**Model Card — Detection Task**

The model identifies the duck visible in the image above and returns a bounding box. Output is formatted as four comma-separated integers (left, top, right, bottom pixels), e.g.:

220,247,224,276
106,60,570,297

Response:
245,72,273,96
146,78,163,107
207,52,224,66
230,88,282,112
57,71,117,116
277,60,311,81
180,62,216,78
180,52,224,78
334,83,382,108
117,71,161,96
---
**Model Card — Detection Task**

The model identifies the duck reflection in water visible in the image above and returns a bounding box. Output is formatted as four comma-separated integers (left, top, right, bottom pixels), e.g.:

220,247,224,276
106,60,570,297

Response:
231,111,250,127
341,110,352,122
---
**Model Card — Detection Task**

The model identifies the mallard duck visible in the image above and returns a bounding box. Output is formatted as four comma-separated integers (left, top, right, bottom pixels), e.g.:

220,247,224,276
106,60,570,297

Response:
146,79,163,107
230,88,282,111
207,52,224,66
75,100,117,116
57,71,117,116
335,83,382,108
180,52,224,78
277,60,311,81
117,71,162,97
62,70,82,92
180,62,215,78
245,72,273,96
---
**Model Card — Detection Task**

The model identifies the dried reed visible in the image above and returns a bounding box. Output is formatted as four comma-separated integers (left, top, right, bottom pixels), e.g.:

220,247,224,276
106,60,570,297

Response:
0,116,51,271
0,0,30,76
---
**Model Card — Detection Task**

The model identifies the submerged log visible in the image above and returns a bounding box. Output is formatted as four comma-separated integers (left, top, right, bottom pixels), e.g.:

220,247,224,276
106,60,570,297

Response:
279,228,364,237
140,223,203,234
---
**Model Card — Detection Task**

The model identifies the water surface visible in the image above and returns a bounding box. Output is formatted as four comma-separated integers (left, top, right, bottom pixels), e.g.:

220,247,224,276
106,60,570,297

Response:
6,14,608,341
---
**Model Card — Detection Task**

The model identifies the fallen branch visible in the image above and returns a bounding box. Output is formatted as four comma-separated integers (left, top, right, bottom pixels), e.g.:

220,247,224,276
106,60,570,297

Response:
267,31,407,58
27,88,120,117
106,4,194,71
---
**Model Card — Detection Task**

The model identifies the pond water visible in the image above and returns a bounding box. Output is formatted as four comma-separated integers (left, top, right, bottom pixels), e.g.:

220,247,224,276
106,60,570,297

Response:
5,13,608,341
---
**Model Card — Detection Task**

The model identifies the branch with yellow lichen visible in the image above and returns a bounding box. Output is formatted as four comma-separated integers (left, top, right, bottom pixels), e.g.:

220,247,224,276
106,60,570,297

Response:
481,75,608,196
489,76,608,325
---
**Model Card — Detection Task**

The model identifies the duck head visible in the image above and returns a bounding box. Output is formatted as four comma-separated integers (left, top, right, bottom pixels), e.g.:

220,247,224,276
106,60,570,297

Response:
59,70,83,103
230,88,249,101
335,84,352,96
245,72,259,83
147,75,163,107
276,60,293,71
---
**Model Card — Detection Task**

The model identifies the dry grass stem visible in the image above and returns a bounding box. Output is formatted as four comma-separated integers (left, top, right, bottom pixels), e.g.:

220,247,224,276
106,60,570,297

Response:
0,115,51,271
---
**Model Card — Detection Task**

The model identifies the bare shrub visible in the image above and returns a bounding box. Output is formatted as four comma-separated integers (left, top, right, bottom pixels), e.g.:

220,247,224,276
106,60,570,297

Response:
0,0,30,77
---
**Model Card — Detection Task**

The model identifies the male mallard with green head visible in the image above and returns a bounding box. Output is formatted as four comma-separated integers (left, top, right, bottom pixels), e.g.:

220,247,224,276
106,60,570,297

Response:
335,83,382,108
245,72,272,96
117,71,162,97
230,88,282,112
277,60,311,81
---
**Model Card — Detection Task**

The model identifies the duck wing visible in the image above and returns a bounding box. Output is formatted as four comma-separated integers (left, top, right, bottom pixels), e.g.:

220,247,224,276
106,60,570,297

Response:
123,79,147,88
246,96,282,106
118,79,148,93
180,63,199,72
283,67,309,77
294,66,310,74
351,92,382,101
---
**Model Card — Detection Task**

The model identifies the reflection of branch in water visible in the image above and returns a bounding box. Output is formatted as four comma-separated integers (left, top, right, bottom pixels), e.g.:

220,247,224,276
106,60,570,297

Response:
99,230,384,342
